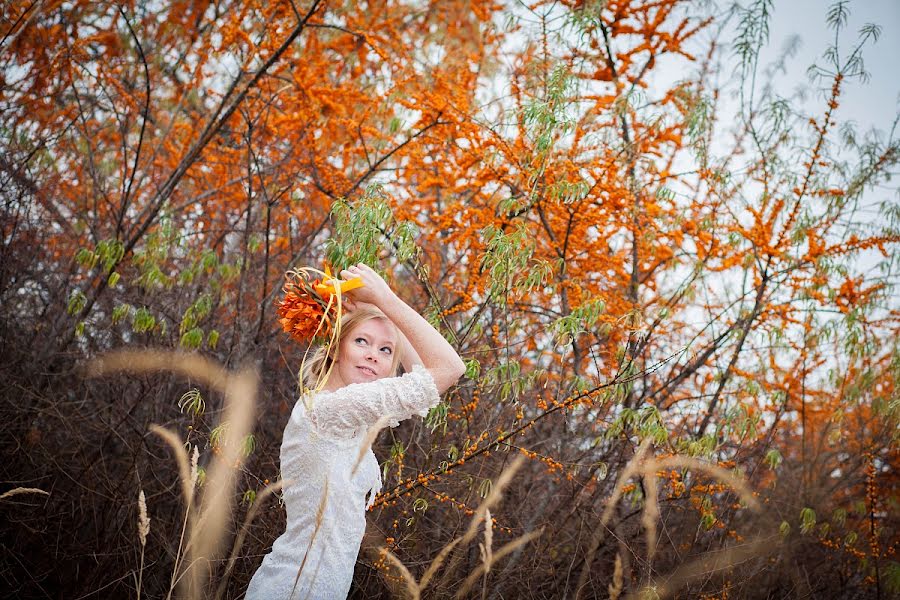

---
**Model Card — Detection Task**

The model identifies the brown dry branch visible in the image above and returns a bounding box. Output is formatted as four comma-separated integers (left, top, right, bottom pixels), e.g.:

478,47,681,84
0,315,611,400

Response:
373,456,534,599
575,441,767,599
642,456,762,513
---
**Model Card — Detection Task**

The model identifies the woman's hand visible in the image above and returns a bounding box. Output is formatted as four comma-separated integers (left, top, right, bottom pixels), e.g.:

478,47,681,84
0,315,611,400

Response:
338,263,395,308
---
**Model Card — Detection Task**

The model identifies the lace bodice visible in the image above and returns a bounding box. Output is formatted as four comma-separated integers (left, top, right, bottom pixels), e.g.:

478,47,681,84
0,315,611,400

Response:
245,365,440,599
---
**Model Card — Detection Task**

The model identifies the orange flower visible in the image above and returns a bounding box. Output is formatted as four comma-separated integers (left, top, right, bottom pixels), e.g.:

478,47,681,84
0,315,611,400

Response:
276,266,365,343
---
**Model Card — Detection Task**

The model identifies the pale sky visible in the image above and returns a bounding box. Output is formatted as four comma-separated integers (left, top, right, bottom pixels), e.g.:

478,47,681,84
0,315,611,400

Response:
760,0,899,137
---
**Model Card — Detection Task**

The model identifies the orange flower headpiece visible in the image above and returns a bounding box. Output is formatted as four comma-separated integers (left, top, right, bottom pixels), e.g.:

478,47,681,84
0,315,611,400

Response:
276,266,363,344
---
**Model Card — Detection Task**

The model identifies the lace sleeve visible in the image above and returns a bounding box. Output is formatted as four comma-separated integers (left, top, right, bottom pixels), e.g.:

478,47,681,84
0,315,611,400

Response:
305,364,441,440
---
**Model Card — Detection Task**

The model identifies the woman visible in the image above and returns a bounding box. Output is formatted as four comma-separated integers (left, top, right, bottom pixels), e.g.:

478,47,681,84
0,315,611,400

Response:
245,263,465,599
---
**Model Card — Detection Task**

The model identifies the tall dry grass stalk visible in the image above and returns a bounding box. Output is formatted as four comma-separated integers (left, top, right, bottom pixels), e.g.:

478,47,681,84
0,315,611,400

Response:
88,349,257,600
352,415,391,476
573,439,768,600
624,536,778,600
574,438,652,599
136,489,150,600
608,553,623,600
214,478,290,600
0,487,49,501
374,455,545,600
149,424,195,598
289,478,330,599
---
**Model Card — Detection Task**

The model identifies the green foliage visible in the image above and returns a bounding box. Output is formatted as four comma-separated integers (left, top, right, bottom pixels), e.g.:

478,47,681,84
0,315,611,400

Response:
132,307,156,334
831,508,847,527
522,64,575,186
550,299,605,345
464,358,481,380
779,520,791,538
67,290,86,315
478,478,492,498
382,440,406,481
800,507,817,534
240,433,256,458
180,327,203,350
885,561,900,595
484,360,542,403
75,238,124,274
548,178,589,205
425,402,448,435
178,388,205,417
734,0,774,78
207,329,220,350
180,294,213,336
607,406,669,445
480,223,536,304
111,303,131,324
326,184,419,272
210,422,228,448
764,448,782,469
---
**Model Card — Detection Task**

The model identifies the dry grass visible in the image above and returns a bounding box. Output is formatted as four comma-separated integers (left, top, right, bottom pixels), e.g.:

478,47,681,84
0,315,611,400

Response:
374,455,547,600
608,553,624,600
289,478,330,600
136,489,150,600
84,349,782,600
88,349,257,599
570,439,771,600
0,487,49,501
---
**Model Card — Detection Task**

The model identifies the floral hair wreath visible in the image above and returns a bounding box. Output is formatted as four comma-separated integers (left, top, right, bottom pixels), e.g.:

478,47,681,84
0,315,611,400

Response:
276,265,363,393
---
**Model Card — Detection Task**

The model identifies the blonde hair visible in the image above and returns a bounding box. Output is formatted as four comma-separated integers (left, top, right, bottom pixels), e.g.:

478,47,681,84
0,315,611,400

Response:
300,306,402,390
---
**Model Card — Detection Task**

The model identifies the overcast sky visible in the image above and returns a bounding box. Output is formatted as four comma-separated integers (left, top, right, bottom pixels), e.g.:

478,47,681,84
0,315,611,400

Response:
759,0,899,136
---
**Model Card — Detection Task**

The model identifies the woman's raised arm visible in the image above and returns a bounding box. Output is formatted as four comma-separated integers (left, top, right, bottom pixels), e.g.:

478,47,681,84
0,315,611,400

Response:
341,263,465,394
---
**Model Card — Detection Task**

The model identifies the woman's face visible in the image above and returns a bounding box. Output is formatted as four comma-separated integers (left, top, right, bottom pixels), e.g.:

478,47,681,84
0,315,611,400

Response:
332,317,397,387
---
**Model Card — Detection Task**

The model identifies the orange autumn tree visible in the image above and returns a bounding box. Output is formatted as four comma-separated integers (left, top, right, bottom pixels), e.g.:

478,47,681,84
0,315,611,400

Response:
1,0,897,598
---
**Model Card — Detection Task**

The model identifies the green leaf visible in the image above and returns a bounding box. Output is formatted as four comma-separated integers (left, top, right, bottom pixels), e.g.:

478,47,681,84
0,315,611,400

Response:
67,290,86,315
241,433,256,457
764,448,782,469
132,307,156,334
800,507,816,534
178,388,205,417
180,327,203,350
111,304,131,324
779,520,791,538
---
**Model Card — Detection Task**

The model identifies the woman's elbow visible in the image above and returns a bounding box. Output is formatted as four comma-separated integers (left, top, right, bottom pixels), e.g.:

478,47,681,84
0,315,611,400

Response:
433,358,466,394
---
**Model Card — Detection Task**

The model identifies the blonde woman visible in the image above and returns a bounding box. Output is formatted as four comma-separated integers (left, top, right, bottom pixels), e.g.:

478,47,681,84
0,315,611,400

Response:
245,263,465,599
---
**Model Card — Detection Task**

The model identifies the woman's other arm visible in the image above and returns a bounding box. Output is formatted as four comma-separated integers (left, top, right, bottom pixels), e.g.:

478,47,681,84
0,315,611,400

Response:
341,264,464,393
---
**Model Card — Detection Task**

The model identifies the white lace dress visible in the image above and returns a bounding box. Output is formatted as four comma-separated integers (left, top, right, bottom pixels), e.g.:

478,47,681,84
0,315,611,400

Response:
244,365,440,600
